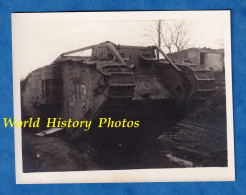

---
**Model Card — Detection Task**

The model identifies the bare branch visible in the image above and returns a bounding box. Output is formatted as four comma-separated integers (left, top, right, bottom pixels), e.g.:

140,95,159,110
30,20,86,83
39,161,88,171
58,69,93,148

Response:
142,19,190,53
172,20,190,52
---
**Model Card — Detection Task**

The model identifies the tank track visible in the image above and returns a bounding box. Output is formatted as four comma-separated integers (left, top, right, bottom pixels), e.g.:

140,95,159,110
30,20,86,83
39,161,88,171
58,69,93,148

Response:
96,64,135,115
180,64,215,101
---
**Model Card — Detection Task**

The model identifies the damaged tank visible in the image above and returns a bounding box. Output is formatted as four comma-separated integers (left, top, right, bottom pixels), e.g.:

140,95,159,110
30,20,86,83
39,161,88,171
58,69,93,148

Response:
21,41,215,140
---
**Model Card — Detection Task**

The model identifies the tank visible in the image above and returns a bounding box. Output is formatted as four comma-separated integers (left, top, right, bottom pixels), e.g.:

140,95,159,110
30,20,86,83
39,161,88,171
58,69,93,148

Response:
21,41,215,140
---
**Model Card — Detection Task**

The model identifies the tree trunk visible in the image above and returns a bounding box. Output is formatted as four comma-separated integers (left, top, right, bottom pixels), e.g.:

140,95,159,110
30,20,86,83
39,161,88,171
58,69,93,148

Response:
157,20,161,59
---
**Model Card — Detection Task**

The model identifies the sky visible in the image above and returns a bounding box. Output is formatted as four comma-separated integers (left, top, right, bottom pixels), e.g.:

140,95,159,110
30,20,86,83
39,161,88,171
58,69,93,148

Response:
12,11,229,79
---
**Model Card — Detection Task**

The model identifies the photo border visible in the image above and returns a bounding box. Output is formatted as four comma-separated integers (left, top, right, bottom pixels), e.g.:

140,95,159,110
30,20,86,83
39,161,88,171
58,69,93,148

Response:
11,10,234,184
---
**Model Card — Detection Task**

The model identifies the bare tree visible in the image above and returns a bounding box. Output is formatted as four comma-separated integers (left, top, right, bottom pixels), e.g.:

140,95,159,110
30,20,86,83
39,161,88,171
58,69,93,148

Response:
160,21,173,53
171,21,190,52
144,20,190,54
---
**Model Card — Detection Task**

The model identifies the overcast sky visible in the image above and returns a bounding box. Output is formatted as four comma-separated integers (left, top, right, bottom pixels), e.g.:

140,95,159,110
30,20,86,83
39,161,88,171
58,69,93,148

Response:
12,11,229,79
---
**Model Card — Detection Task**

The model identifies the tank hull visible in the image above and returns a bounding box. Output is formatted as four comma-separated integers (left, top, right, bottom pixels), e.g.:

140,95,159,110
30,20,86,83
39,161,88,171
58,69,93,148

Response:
21,42,215,141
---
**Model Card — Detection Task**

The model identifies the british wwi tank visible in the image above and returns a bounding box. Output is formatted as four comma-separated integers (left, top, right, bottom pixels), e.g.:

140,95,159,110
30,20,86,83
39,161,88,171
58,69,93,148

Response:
21,41,215,140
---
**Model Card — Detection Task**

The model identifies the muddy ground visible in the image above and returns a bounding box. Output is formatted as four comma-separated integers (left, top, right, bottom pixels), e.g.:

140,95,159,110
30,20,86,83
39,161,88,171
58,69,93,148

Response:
22,73,227,172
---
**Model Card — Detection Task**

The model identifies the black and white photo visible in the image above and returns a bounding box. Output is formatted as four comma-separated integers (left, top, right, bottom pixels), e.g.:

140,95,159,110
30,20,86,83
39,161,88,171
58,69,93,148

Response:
12,11,234,183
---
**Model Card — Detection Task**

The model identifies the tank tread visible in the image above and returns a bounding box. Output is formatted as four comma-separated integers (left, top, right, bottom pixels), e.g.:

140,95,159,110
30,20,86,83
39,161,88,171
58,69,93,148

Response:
100,67,135,114
189,65,215,100
180,65,215,100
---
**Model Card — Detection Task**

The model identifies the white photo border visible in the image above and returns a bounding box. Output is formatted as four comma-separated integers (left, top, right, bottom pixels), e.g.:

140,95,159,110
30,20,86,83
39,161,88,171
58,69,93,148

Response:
12,10,235,184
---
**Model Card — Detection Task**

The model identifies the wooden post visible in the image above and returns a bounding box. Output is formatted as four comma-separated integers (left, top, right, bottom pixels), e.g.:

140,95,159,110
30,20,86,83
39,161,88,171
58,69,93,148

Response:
157,20,161,59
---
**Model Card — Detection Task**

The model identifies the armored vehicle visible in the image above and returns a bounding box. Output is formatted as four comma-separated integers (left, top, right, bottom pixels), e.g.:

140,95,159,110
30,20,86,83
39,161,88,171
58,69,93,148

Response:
21,41,214,139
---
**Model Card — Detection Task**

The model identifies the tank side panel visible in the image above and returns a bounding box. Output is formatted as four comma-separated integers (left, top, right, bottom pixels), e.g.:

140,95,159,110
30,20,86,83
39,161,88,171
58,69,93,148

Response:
21,65,62,123
62,62,108,122
22,74,40,119
133,77,170,100
23,65,61,104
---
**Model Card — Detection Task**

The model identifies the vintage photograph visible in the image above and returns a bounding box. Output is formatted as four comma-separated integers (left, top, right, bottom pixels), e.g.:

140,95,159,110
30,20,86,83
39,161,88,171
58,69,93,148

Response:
12,11,234,183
